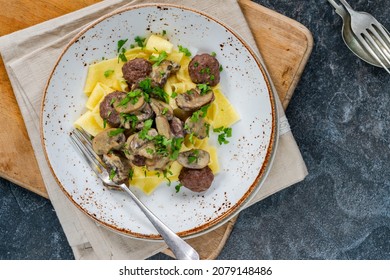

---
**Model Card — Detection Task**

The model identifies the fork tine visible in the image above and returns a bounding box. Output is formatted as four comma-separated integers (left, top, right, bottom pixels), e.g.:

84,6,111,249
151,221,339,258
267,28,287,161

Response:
369,25,390,59
77,127,93,145
70,129,106,174
364,31,390,65
357,33,390,74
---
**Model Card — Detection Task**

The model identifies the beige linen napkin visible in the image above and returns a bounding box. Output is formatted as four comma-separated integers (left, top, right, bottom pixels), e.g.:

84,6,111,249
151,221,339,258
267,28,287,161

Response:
0,0,307,259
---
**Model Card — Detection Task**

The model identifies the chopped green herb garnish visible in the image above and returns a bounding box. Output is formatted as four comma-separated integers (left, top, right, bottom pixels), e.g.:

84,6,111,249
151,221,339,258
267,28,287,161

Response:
134,36,146,48
188,132,195,144
162,30,167,36
104,69,114,78
139,119,154,140
170,137,184,160
146,148,155,154
204,122,210,137
103,119,108,128
200,67,211,74
219,65,223,72
110,98,116,106
118,52,127,62
213,126,232,145
161,107,169,115
128,169,134,181
211,51,216,57
108,128,125,137
149,51,168,66
197,84,212,95
152,86,170,103
194,62,199,67
109,169,116,180
171,92,178,98
117,39,128,52
117,90,143,107
175,183,183,193
138,77,168,103
178,45,192,57
139,77,152,92
190,104,210,122
120,113,138,128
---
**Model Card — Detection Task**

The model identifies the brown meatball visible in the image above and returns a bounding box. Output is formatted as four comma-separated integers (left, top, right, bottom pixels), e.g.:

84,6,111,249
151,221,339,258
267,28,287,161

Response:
188,54,220,86
99,91,127,127
122,58,152,85
178,166,214,192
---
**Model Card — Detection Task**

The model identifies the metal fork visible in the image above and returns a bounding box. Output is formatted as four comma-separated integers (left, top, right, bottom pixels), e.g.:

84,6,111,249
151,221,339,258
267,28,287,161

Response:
70,128,199,260
338,0,390,74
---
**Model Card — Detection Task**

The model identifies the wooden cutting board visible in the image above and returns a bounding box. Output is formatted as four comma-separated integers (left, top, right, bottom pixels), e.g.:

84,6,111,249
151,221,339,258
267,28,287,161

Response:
0,0,313,259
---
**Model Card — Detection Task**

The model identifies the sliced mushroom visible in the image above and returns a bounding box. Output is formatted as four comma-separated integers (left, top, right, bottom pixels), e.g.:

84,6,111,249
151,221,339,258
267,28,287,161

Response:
175,88,214,111
155,116,171,139
134,102,154,122
150,60,180,87
92,128,126,155
136,141,156,160
170,116,185,138
184,117,209,139
150,98,174,120
129,128,158,152
173,108,192,122
102,152,131,185
177,149,210,169
113,90,145,114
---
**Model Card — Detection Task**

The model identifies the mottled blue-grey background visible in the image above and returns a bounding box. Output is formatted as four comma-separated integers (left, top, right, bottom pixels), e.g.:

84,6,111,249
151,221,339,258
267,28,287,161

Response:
1,0,389,259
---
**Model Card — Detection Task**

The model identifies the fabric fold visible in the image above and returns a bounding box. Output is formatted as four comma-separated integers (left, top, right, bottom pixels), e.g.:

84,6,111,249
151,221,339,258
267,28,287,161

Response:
0,0,308,259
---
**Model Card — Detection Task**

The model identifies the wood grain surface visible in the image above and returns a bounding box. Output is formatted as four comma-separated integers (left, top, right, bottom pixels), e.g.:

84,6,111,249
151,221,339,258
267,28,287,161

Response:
0,0,313,259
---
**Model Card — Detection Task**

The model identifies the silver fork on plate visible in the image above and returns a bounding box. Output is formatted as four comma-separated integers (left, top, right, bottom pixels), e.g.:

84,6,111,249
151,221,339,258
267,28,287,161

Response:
337,0,390,74
70,128,199,260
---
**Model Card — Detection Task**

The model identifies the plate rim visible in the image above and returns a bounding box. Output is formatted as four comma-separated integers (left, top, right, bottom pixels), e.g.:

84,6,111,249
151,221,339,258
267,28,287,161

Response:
39,3,279,240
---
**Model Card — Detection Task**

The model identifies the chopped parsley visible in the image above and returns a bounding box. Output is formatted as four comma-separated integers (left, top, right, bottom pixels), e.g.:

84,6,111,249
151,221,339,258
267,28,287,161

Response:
178,45,192,56
117,39,128,62
197,84,212,95
129,36,146,49
108,128,125,137
187,149,200,164
175,183,183,193
171,92,178,98
149,51,168,66
161,107,169,115
211,51,217,57
128,169,134,181
118,48,127,62
117,39,128,52
117,89,143,107
213,126,232,145
194,62,199,67
200,67,211,74
190,104,210,122
109,169,116,180
138,77,169,103
219,65,223,72
104,69,114,78
139,119,154,140
162,30,167,36
120,113,138,128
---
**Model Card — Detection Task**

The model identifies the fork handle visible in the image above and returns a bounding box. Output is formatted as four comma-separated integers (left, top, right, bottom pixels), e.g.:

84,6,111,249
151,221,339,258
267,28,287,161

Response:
118,184,199,260
327,0,348,17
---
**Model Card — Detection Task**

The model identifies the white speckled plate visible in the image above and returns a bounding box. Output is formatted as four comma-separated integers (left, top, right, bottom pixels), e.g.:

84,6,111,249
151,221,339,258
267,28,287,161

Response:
41,4,278,240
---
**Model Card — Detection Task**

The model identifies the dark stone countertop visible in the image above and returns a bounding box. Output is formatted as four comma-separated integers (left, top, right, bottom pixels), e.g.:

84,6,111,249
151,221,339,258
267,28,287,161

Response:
1,0,389,260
